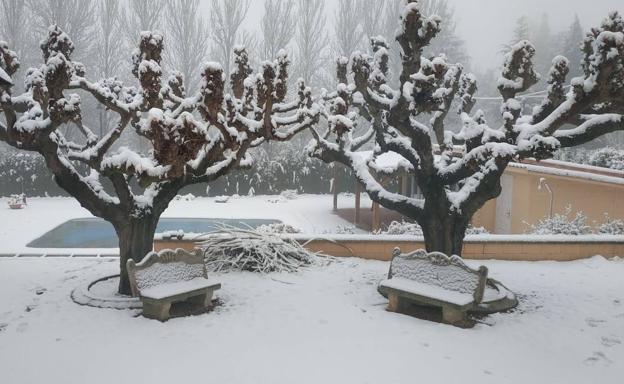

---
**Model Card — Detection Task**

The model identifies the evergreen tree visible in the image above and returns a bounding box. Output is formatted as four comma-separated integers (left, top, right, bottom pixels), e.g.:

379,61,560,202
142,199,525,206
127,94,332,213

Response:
562,14,585,78
504,15,531,51
532,14,553,78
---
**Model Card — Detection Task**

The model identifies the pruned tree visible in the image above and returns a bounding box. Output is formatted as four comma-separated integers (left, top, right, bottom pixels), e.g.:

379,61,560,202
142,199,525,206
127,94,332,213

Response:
0,27,319,294
260,0,296,62
164,0,209,94
209,0,250,80
374,0,467,85
308,1,624,256
294,0,329,87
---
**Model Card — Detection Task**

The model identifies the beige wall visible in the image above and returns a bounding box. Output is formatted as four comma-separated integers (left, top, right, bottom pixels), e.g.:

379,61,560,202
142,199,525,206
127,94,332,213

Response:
472,166,624,234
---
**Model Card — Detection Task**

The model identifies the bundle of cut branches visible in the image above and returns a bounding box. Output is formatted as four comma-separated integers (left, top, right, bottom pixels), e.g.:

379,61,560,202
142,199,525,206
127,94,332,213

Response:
197,226,316,273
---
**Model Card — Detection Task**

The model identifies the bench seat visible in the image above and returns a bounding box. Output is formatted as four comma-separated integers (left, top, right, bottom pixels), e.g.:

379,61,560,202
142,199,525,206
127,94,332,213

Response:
379,277,474,307
141,278,221,301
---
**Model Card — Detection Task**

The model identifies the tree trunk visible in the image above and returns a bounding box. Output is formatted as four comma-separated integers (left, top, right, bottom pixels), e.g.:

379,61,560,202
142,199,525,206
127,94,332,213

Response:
114,216,158,296
421,213,469,257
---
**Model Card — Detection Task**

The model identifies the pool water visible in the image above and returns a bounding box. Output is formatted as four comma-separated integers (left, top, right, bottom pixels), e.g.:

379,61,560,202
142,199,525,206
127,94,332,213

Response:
27,218,281,248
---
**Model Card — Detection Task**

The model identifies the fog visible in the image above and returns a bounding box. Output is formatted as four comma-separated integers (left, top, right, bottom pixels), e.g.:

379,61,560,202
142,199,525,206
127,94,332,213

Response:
203,0,624,69
451,0,624,68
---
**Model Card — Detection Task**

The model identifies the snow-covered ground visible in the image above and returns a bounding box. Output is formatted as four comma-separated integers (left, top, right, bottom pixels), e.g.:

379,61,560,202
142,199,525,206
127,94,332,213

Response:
0,256,622,384
0,195,364,254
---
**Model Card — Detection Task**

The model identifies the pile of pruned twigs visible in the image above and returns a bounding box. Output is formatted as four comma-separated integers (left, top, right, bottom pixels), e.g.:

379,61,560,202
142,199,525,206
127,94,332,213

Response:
197,226,317,273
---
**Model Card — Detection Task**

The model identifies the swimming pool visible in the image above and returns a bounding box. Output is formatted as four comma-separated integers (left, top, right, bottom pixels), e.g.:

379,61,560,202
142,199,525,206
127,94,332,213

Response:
27,218,281,248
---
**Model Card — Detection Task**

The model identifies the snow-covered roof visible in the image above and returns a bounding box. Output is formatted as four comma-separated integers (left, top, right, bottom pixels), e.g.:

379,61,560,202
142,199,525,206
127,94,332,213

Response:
508,161,624,186
532,159,624,177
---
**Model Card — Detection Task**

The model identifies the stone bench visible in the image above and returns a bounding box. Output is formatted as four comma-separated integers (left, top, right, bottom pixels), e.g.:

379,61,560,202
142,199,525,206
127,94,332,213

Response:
378,248,488,327
127,248,221,321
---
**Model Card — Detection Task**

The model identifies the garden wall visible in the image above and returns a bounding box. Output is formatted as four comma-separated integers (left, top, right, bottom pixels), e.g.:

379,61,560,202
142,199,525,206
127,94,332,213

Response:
153,234,624,262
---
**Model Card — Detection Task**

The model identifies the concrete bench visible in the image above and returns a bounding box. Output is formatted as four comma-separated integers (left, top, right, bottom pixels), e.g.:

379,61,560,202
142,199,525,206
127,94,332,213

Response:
127,248,221,321
378,248,488,327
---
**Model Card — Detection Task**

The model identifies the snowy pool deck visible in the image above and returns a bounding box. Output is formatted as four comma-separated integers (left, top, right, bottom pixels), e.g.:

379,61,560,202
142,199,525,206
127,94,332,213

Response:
0,256,622,384
0,195,363,255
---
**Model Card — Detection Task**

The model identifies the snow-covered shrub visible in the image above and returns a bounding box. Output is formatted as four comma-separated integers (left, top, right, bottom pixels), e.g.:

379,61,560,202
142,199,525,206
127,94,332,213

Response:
588,147,624,170
597,215,624,235
466,226,490,235
329,225,357,234
373,221,489,236
554,147,624,171
199,227,316,273
553,147,592,165
374,220,423,236
527,206,592,235
256,223,302,234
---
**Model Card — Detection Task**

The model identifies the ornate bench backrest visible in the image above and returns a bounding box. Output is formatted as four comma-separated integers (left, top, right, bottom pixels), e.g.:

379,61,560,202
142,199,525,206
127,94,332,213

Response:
126,248,207,297
388,248,488,303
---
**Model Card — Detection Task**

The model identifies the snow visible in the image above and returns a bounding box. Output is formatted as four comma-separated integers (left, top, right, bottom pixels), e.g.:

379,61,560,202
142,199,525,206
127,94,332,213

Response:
135,261,205,290
100,147,172,178
355,150,414,175
0,195,362,255
0,256,622,384
379,277,474,306
140,278,219,300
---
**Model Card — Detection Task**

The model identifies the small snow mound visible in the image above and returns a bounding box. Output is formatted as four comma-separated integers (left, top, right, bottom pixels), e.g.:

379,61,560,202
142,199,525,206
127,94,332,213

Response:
256,223,301,234
214,195,230,203
280,189,298,200
581,255,609,268
174,193,196,202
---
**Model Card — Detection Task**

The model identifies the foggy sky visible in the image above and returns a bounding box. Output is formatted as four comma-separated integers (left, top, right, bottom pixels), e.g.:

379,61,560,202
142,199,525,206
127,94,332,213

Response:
451,0,624,69
202,0,623,70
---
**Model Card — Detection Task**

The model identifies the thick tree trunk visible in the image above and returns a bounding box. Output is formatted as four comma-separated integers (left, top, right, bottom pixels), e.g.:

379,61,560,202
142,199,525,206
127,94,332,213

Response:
421,213,469,257
114,216,159,296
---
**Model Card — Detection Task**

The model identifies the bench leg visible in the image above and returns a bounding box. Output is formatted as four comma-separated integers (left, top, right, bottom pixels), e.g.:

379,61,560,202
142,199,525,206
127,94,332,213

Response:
142,301,171,322
387,293,400,312
188,289,215,310
442,307,466,325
